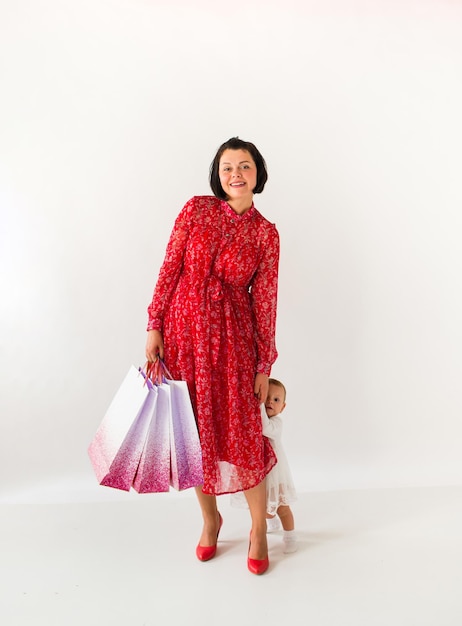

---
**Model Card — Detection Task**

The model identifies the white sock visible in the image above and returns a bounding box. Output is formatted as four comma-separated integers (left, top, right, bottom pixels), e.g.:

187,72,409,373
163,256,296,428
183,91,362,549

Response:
283,529,297,553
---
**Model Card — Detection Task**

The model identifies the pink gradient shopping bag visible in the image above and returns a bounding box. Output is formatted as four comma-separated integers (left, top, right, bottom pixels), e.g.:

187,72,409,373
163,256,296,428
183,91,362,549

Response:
88,361,203,493
167,378,204,491
88,366,156,491
132,382,171,493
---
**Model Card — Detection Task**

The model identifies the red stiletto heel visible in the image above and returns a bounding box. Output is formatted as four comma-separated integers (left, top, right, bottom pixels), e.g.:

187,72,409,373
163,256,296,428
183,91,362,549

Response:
247,532,269,575
196,512,223,561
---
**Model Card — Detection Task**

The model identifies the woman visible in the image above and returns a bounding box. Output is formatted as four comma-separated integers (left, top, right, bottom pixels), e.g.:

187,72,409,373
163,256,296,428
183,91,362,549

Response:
145,137,280,574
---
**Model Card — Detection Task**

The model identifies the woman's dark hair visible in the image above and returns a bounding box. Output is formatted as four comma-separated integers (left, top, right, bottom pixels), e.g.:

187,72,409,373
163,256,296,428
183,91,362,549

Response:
209,137,268,200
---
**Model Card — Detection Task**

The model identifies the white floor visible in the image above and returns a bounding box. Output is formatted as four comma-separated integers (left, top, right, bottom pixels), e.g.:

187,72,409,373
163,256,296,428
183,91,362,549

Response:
1,485,461,626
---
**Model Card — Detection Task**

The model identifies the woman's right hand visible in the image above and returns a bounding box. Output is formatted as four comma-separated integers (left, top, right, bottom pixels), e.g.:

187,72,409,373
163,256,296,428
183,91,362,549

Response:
145,329,164,361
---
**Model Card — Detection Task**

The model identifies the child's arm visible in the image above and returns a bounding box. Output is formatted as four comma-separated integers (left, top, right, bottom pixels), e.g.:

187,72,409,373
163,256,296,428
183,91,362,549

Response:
260,404,282,439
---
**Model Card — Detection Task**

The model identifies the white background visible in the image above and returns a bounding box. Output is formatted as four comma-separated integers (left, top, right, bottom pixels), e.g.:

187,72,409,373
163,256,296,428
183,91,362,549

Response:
1,0,461,502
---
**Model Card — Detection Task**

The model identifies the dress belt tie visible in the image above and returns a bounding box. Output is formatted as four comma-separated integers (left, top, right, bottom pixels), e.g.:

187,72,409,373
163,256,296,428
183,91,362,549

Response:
207,274,225,301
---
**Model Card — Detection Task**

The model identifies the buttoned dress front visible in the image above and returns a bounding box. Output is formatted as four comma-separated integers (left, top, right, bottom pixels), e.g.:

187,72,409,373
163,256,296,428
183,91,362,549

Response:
147,196,279,495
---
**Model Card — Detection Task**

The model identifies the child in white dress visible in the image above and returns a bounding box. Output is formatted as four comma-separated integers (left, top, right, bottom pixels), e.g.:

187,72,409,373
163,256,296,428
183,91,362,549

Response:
261,378,297,553
231,378,297,553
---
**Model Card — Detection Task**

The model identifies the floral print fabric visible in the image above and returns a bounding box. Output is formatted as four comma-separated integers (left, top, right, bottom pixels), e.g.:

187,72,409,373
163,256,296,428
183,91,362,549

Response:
147,196,279,495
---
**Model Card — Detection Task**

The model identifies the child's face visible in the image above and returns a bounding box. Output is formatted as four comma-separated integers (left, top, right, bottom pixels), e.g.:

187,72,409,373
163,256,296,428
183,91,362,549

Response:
265,384,286,417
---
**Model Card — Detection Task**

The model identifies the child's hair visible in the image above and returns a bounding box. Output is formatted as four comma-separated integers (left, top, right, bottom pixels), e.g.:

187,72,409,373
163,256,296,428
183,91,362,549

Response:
268,378,287,402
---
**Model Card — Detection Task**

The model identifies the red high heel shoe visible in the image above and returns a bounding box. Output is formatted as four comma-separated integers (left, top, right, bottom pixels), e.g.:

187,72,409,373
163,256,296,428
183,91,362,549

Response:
247,532,269,575
196,512,223,562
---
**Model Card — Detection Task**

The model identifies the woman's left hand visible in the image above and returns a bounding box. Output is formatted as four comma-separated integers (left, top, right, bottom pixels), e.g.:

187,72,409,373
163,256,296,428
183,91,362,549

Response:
254,373,269,403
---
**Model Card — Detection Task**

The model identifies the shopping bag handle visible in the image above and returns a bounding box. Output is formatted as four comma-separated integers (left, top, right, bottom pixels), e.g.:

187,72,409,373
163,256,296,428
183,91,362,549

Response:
159,358,174,380
144,358,174,385
144,359,162,385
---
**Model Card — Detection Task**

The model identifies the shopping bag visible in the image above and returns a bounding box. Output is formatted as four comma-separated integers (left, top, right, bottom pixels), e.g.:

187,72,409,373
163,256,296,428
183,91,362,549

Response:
167,378,204,491
88,366,156,491
132,383,171,494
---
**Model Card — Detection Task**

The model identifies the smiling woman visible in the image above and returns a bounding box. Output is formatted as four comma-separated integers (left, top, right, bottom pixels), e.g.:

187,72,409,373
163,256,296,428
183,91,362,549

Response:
145,137,279,575
217,150,257,214
209,136,269,205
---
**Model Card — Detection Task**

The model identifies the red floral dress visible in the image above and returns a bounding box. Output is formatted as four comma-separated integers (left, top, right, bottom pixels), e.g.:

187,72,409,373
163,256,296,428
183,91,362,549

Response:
147,196,279,495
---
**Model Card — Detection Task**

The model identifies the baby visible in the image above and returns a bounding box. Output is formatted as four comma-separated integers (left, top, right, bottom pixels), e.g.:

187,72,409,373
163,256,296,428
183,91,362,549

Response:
261,378,297,553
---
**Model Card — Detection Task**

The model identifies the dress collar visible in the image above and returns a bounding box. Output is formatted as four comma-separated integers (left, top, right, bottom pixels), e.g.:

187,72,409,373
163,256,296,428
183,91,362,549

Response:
220,199,256,220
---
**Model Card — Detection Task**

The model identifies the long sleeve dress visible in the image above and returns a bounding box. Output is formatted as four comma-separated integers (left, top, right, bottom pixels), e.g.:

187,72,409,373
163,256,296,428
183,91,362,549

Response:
147,196,279,495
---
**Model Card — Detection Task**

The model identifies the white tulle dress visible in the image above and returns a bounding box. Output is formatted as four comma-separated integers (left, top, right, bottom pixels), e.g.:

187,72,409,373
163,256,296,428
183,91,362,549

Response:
231,404,297,515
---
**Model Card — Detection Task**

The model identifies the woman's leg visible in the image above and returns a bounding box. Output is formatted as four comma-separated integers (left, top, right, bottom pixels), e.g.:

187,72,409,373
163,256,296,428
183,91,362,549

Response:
195,486,221,547
244,479,268,560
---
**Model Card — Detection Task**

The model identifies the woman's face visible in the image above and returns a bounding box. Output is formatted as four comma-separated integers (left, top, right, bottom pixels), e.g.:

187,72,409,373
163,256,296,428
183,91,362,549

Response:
218,149,257,204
